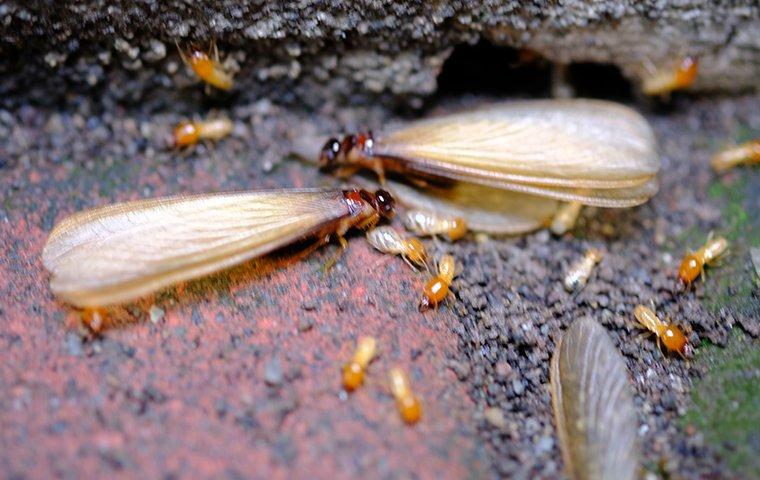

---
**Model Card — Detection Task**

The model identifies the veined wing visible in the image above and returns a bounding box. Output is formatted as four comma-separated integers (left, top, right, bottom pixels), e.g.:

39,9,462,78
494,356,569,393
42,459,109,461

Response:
42,189,349,307
384,179,559,235
376,99,659,206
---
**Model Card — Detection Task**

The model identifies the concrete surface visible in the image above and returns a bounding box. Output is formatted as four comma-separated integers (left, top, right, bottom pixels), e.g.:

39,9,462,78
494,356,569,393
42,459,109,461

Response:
1,2,759,479
1,1,759,109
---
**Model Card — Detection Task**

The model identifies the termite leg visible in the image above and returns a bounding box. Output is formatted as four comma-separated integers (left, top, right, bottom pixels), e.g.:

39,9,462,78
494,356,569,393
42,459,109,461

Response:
371,159,387,185
211,38,220,63
175,40,189,66
322,235,349,272
357,214,379,231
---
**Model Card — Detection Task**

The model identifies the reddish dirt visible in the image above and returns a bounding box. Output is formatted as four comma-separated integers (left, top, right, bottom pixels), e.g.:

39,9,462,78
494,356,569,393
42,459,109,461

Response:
0,145,485,478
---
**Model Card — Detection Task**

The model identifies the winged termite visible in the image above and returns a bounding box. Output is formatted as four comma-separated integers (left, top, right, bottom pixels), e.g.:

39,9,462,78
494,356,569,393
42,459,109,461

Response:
42,188,395,308
319,99,660,208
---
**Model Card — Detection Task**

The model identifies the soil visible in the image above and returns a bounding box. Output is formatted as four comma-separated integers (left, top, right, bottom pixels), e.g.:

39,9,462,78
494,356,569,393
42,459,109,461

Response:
0,68,758,478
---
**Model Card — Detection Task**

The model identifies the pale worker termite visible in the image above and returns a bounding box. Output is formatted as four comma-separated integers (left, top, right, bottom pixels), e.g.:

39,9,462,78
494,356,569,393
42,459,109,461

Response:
319,99,660,209
402,209,467,241
633,305,691,358
550,201,583,235
366,226,427,269
172,117,233,148
42,188,395,308
389,367,422,424
176,40,234,91
564,248,603,292
342,336,378,391
641,56,698,97
710,139,760,173
419,254,456,311
677,235,729,287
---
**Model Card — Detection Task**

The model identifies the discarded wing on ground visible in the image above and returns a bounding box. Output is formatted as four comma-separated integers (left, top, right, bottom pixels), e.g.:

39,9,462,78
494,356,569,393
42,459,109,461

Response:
42,188,388,308
550,317,641,480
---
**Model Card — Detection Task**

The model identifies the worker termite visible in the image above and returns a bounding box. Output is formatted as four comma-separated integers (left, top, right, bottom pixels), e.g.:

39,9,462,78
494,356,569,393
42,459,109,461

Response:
389,367,421,424
550,201,582,235
641,56,699,96
710,139,760,173
402,209,468,241
318,99,660,208
419,254,456,311
677,235,729,287
563,248,603,292
343,336,377,391
176,40,234,91
633,304,691,358
172,117,233,148
366,226,427,269
42,188,394,308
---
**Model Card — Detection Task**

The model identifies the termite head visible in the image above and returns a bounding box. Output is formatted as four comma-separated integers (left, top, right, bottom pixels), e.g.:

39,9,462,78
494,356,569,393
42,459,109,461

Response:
172,122,199,148
677,253,701,287
662,324,689,357
675,56,698,88
319,131,374,169
447,218,468,241
319,138,342,167
361,189,395,219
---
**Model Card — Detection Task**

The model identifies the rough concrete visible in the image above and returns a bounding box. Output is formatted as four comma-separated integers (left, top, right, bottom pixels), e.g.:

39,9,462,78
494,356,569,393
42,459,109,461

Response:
1,2,759,479
1,78,759,478
1,1,759,109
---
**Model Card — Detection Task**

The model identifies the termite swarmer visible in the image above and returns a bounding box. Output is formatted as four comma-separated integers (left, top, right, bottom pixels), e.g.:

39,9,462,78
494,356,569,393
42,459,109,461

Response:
42,188,395,308
318,99,660,208
642,56,698,96
711,139,760,173
633,304,692,358
389,367,421,424
343,337,377,391
402,210,468,241
677,235,729,287
419,254,456,311
176,40,234,91
550,201,582,235
564,248,603,292
172,118,233,148
366,226,427,269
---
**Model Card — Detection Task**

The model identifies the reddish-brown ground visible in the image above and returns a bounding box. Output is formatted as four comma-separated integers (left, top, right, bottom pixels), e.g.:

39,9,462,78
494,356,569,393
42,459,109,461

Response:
0,117,486,478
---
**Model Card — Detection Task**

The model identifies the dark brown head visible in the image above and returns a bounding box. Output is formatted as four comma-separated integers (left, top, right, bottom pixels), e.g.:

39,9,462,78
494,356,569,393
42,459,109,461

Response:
319,132,374,170
319,137,342,169
360,189,395,219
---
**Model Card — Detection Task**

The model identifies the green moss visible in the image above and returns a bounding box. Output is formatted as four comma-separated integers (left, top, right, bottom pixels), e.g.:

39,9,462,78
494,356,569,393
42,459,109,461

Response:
682,331,760,475
698,170,759,315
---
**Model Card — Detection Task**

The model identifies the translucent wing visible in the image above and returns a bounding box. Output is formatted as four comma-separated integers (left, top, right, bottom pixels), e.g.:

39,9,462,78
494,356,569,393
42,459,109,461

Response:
550,317,641,480
383,179,558,235
42,189,349,307
376,99,659,207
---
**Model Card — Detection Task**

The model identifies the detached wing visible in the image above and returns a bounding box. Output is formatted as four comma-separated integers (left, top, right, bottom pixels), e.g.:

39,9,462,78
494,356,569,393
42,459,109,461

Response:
42,189,349,308
376,99,659,207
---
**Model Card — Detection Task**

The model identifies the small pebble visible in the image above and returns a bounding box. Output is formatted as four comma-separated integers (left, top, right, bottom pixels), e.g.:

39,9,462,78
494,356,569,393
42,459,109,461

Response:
484,407,506,429
148,305,164,324
264,357,284,386
297,317,314,332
